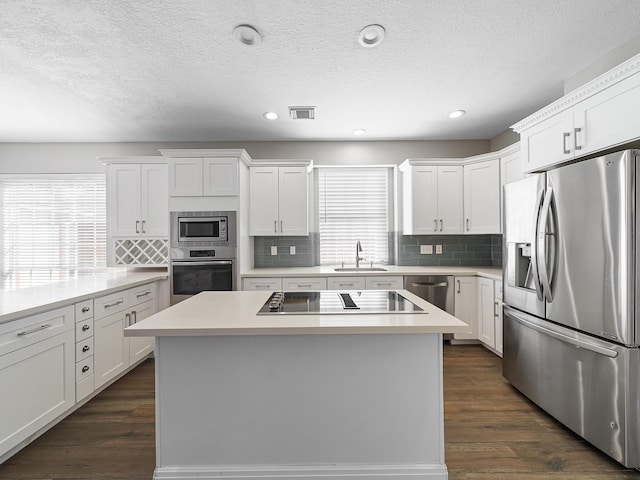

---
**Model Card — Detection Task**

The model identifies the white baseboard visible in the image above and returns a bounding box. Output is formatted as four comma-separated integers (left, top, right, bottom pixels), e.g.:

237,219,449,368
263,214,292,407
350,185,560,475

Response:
153,463,448,480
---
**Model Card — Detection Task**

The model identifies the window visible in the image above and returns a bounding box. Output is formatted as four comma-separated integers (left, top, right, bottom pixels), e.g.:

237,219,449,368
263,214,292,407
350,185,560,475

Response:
317,167,390,265
0,174,107,289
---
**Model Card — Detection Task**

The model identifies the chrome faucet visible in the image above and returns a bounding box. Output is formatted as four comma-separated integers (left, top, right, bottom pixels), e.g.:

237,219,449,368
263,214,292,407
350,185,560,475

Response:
355,240,364,268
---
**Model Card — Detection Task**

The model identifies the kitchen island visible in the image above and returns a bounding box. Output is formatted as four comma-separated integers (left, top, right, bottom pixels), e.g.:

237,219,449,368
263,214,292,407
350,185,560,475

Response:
125,290,468,480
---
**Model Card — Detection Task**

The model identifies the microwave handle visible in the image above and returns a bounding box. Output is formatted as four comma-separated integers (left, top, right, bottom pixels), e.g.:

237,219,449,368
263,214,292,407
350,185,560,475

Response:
172,261,233,267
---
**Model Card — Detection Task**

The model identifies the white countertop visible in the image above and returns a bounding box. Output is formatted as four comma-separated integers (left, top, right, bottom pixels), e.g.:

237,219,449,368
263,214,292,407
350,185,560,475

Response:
242,265,503,281
124,289,469,337
0,270,168,324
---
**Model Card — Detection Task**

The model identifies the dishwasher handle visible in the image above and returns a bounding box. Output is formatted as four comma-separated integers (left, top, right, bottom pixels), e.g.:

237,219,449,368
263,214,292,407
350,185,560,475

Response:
411,282,448,288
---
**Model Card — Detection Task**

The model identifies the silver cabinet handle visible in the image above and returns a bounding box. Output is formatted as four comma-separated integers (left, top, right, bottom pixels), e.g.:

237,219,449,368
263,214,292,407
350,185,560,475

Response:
338,283,355,287
433,219,437,232
81,306,90,313
465,219,470,231
456,279,461,294
132,310,137,324
297,284,312,288
375,282,393,286
105,299,124,308
136,291,151,298
280,220,283,233
563,132,571,154
17,323,51,336
494,301,499,317
274,220,277,233
82,345,90,352
125,313,131,327
136,220,140,234
141,220,146,233
440,219,443,231
574,127,582,151
82,324,90,332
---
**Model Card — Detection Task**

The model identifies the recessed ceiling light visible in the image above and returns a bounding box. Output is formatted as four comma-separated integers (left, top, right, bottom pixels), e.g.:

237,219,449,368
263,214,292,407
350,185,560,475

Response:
232,24,262,46
263,111,278,120
448,110,466,119
353,129,366,136
358,24,385,48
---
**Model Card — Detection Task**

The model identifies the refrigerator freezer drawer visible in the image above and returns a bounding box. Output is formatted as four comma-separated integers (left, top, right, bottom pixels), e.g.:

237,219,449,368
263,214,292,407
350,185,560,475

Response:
503,307,640,467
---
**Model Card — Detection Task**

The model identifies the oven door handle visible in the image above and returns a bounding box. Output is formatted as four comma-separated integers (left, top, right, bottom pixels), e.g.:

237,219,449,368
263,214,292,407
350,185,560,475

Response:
172,261,233,267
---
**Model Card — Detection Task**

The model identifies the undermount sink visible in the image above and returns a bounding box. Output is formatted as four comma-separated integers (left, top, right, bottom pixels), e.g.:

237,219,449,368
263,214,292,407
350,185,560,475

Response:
334,267,387,272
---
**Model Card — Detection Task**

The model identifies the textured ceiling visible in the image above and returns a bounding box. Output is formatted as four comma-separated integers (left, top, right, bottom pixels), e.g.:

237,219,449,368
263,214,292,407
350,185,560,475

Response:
1,0,640,142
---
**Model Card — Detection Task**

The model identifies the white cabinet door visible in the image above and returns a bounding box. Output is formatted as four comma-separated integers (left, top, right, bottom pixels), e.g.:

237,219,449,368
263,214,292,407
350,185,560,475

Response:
281,277,327,291
500,150,524,185
402,165,438,234
278,166,309,236
327,276,366,290
574,72,640,156
140,163,168,236
129,300,155,365
108,164,142,237
520,109,574,173
94,310,130,389
437,166,464,234
203,158,239,196
0,329,75,456
242,277,283,291
169,158,203,196
453,276,478,340
477,277,496,348
365,276,404,290
463,160,501,234
249,166,279,236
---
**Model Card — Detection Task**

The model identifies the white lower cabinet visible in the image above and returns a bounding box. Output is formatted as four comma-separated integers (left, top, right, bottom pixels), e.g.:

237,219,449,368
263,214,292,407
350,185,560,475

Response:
0,306,75,458
494,280,503,356
365,276,403,290
128,299,155,364
242,277,283,291
327,276,366,290
452,276,478,340
281,277,327,291
74,299,95,402
94,309,130,389
477,277,496,348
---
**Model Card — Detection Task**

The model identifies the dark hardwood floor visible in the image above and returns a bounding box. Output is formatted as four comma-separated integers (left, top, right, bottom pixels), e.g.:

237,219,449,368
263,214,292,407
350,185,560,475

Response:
0,345,638,479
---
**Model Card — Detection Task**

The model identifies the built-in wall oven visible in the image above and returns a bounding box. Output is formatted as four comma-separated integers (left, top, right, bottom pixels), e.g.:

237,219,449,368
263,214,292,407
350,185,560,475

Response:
169,211,236,304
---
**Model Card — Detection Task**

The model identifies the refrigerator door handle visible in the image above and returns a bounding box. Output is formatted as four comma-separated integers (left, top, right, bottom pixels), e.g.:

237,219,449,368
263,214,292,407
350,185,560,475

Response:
538,185,556,302
506,308,618,358
531,186,545,301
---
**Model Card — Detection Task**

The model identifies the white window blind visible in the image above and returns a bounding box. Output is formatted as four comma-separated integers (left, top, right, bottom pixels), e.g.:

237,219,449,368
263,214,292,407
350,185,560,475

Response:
0,174,107,289
317,167,389,265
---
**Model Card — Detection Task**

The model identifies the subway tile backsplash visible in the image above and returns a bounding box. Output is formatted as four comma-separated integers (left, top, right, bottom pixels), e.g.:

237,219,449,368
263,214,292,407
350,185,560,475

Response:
253,233,502,268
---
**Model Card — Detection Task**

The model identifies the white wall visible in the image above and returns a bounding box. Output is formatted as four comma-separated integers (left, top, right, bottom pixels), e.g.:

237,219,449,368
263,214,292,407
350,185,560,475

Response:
0,140,490,173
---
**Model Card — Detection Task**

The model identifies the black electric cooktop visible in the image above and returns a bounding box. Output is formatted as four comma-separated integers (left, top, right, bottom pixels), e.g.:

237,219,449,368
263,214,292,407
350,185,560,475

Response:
257,291,425,315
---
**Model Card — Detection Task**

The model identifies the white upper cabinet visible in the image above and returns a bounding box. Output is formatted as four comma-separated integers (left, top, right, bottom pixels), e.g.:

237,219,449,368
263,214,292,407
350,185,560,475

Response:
400,162,463,235
249,164,310,236
500,145,524,186
463,159,500,234
168,157,238,197
513,54,640,172
107,162,168,238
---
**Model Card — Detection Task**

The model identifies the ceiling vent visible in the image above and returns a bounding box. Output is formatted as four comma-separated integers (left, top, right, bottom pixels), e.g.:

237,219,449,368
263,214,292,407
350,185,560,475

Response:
289,106,315,120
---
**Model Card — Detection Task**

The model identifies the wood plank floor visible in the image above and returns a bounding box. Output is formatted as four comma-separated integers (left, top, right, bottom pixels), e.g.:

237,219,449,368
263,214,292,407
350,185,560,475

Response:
0,345,638,479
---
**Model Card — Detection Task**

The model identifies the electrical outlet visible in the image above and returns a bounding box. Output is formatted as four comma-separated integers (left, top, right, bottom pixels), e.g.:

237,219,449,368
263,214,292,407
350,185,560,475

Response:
435,245,443,254
420,244,433,255
289,246,296,255
270,246,277,256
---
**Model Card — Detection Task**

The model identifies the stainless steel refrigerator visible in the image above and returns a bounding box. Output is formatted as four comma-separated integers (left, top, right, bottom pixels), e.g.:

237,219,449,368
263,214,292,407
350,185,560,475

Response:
503,149,640,467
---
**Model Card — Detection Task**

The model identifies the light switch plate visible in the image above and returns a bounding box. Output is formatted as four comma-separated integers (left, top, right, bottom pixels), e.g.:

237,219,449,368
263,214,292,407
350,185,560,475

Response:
289,246,296,255
435,245,443,254
420,244,433,255
271,246,277,256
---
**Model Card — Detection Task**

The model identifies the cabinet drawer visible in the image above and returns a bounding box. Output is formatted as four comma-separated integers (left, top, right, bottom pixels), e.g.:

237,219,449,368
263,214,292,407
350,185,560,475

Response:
76,374,95,402
281,277,327,291
74,300,94,322
365,276,404,290
242,277,283,291
0,305,74,357
76,355,94,381
76,337,94,361
130,283,155,306
75,319,94,342
94,290,130,319
327,277,365,290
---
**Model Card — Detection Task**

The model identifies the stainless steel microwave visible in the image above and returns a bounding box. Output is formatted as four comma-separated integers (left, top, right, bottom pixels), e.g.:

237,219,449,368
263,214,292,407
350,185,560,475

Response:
170,211,236,247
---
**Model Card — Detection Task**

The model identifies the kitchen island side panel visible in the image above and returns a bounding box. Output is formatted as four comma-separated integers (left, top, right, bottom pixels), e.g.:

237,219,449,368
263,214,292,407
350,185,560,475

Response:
154,333,446,479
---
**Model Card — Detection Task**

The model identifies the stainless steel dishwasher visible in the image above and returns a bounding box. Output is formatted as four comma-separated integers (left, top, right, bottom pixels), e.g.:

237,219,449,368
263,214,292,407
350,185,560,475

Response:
403,275,454,314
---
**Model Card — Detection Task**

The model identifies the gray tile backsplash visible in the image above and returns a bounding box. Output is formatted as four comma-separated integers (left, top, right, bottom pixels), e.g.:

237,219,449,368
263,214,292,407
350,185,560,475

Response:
253,233,502,268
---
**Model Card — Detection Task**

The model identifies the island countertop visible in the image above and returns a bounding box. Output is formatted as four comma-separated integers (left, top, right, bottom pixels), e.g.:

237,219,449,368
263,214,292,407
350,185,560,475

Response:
125,289,470,337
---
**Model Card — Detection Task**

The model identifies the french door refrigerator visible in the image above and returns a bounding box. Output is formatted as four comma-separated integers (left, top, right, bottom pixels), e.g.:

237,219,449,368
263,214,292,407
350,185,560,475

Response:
503,149,640,467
